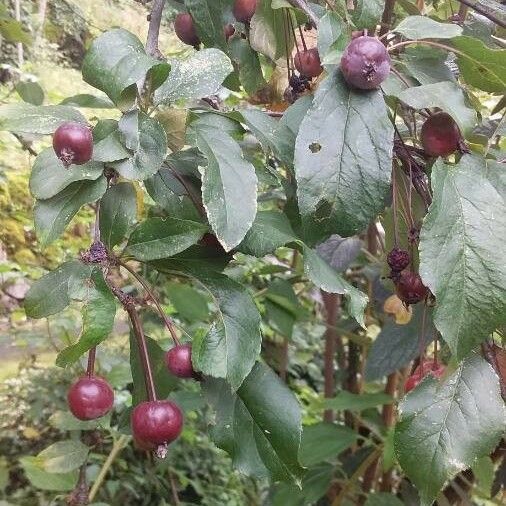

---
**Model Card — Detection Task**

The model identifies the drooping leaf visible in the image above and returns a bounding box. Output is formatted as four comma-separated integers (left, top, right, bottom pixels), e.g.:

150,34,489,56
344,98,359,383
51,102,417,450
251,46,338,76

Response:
451,35,506,93
265,279,300,337
189,269,262,389
99,182,138,249
194,124,258,251
184,0,227,51
59,93,115,108
38,441,89,473
318,11,348,65
154,49,233,105
302,245,368,327
15,81,44,106
111,111,167,180
230,38,267,95
352,0,384,30
419,155,506,359
322,391,393,411
294,70,393,240
365,306,435,380
82,28,169,110
24,261,94,319
394,354,506,506
394,16,462,39
0,103,85,134
20,457,77,491
125,217,207,261
299,423,357,466
316,234,362,272
56,270,116,367
34,177,107,247
29,148,104,200
92,125,130,163
203,362,304,483
395,81,477,133
400,46,455,85
166,282,209,322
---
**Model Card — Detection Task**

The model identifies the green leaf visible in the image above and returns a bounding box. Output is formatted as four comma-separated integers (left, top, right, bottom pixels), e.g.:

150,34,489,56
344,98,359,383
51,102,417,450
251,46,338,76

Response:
0,103,85,134
20,457,77,491
194,124,258,251
49,411,104,431
0,17,31,45
265,279,299,337
323,391,393,411
365,306,435,380
82,28,169,110
154,49,233,105
99,182,137,249
239,210,297,257
364,493,404,506
294,70,393,239
15,81,44,106
230,38,267,95
56,270,116,366
24,261,94,318
241,109,295,167
92,126,131,163
394,16,462,39
166,282,209,322
400,46,456,85
300,423,357,466
29,148,104,200
125,217,207,261
34,177,107,247
190,270,262,389
352,0,384,30
395,81,477,133
59,94,115,108
472,456,495,497
316,234,362,272
318,11,348,65
184,0,227,51
111,111,167,180
419,155,506,359
250,0,290,61
38,441,89,473
451,35,506,93
394,354,506,506
203,362,304,483
302,245,368,327
130,334,178,405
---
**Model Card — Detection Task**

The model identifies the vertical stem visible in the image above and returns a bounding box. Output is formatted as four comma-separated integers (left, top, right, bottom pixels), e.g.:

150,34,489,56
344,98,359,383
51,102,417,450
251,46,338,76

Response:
14,0,24,66
35,0,47,47
86,347,96,377
379,0,397,37
145,0,166,57
126,305,157,401
322,291,340,423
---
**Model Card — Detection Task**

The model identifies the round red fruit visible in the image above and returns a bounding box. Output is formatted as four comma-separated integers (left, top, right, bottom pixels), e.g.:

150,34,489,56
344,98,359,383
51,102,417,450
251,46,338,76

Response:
395,271,428,305
233,0,257,24
421,112,461,157
67,376,114,421
53,122,93,166
294,48,323,79
340,36,391,90
165,344,194,378
131,400,183,447
174,12,200,47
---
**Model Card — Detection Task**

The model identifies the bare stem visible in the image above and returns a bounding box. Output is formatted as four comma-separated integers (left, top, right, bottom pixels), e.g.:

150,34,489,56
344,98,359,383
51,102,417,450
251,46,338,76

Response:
145,0,166,58
380,0,397,37
322,292,340,423
119,261,180,346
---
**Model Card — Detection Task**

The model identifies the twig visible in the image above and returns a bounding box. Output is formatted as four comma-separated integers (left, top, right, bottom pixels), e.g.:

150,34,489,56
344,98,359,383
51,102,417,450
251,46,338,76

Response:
13,133,37,156
145,0,166,58
380,0,397,37
88,435,130,502
118,260,181,346
286,0,319,28
168,469,181,506
455,0,506,29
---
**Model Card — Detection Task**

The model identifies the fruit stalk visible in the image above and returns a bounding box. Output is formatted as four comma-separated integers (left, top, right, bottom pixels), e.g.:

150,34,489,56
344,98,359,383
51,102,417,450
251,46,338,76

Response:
86,346,96,378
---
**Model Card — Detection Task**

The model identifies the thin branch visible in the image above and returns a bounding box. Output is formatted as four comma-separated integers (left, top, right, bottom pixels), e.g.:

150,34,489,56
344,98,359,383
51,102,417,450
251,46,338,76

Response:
286,0,319,28
145,0,166,58
455,0,506,28
380,0,397,36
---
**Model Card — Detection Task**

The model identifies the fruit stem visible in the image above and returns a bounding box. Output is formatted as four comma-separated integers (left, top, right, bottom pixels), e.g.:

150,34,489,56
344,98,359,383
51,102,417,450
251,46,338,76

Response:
391,165,400,248
283,9,293,77
126,305,157,401
288,10,301,56
119,260,181,346
297,20,307,52
86,347,96,378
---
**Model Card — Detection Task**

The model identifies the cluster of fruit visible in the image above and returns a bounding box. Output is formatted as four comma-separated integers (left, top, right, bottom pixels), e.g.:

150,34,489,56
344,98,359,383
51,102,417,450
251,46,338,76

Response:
67,344,194,450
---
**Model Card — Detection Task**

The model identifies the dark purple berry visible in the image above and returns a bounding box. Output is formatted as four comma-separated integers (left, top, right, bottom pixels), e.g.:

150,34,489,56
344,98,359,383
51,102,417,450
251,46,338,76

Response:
67,376,114,421
294,48,323,79
131,400,183,449
53,122,93,167
165,344,194,379
421,112,461,157
340,36,391,90
233,0,257,24
174,13,200,47
395,271,428,305
387,248,410,272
